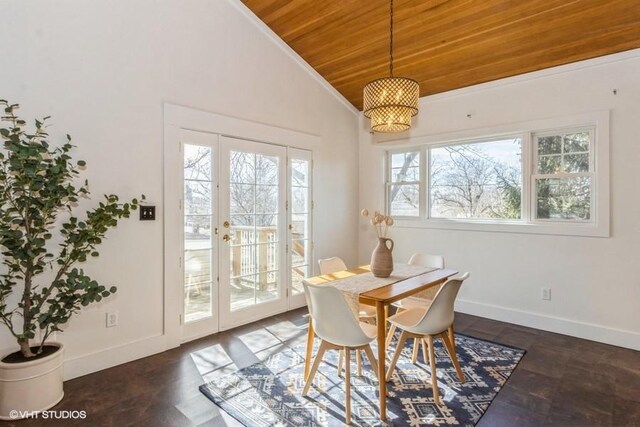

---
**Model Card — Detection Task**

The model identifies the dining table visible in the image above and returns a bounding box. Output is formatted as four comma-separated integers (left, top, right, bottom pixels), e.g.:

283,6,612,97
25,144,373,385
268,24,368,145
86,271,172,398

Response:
303,264,459,421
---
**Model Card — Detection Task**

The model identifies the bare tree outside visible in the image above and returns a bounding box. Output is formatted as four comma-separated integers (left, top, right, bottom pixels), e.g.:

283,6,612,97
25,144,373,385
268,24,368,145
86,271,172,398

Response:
430,139,522,219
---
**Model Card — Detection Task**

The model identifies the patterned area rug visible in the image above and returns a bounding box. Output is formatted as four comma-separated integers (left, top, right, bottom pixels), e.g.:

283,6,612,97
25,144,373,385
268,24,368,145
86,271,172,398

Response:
200,333,524,426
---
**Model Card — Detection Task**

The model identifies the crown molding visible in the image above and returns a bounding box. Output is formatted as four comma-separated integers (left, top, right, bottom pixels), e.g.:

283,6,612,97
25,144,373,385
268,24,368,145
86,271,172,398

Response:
227,0,359,116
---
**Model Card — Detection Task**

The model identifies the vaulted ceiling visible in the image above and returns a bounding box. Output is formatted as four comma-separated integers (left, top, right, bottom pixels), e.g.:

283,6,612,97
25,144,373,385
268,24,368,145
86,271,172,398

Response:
243,0,640,110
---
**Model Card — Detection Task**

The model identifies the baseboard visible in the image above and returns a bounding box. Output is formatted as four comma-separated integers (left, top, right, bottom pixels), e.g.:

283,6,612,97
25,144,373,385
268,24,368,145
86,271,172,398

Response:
455,299,640,351
63,335,168,380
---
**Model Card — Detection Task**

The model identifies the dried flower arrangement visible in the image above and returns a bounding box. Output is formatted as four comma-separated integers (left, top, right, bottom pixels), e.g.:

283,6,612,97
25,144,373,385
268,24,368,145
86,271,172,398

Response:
361,209,394,238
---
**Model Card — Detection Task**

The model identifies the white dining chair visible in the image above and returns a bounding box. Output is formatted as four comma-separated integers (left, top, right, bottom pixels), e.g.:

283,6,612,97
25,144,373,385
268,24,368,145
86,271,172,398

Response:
387,253,445,355
318,257,375,376
302,281,379,424
385,273,470,405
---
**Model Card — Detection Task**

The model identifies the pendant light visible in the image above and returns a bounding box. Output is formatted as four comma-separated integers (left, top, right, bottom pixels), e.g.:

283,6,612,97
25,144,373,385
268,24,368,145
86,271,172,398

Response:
363,0,419,133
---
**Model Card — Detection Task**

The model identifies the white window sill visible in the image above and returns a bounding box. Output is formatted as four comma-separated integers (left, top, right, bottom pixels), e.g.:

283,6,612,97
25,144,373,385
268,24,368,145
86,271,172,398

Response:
394,218,609,238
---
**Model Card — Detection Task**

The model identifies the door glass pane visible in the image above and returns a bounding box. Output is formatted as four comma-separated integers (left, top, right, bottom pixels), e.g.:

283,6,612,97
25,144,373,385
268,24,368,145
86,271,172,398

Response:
290,156,311,296
184,144,213,323
229,150,280,311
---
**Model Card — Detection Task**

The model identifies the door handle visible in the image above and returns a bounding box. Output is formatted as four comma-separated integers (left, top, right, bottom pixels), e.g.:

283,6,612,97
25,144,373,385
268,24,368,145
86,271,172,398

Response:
222,234,231,242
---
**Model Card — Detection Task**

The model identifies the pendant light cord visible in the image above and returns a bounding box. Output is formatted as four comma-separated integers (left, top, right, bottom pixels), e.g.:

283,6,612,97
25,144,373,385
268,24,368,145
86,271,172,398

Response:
389,0,394,77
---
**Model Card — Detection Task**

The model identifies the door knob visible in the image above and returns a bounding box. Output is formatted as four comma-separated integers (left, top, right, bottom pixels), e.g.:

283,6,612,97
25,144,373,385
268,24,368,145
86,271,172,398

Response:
222,234,231,242
223,220,230,228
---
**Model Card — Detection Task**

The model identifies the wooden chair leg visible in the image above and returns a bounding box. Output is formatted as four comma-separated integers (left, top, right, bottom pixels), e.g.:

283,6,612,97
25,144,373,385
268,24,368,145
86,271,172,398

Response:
338,349,344,377
356,349,363,376
421,338,428,363
440,332,465,383
386,331,409,381
385,323,397,348
447,325,461,375
363,344,379,380
303,340,329,396
344,348,352,425
411,338,419,363
426,335,441,405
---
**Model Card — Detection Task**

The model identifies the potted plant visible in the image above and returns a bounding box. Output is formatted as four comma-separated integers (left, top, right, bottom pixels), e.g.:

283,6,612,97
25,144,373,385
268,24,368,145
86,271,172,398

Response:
0,100,142,419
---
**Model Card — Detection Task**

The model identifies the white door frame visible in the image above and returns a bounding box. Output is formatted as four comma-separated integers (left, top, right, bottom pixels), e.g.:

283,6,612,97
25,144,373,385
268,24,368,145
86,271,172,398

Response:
163,104,320,349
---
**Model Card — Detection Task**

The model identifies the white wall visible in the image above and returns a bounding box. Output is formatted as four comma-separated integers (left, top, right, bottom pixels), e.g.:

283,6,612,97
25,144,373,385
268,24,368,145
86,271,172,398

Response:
359,51,640,350
0,0,359,377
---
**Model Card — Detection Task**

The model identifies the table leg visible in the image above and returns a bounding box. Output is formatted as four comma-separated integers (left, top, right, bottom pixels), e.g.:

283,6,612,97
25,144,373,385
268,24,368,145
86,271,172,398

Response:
304,318,314,380
376,301,387,421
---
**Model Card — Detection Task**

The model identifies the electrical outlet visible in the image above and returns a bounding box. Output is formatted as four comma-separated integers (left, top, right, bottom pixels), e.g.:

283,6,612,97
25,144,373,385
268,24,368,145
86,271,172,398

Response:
541,288,551,301
106,311,119,328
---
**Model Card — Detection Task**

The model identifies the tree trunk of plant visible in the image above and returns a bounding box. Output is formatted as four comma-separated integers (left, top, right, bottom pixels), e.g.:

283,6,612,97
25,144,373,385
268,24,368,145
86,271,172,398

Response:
18,338,34,358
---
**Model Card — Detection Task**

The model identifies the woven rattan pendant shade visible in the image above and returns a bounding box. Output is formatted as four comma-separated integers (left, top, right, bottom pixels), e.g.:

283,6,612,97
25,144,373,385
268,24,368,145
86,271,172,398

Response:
363,77,419,133
363,0,419,133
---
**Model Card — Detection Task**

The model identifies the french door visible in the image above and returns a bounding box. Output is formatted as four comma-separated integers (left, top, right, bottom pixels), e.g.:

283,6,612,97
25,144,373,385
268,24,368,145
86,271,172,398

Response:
218,136,288,329
179,132,311,340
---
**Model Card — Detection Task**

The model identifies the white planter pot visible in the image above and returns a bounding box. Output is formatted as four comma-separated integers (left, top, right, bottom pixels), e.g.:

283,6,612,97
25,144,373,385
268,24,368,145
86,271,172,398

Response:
0,342,64,420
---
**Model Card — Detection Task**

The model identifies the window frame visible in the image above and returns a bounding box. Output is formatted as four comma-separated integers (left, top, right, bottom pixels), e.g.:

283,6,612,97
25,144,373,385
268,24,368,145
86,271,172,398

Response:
530,127,596,224
383,112,610,237
385,148,426,219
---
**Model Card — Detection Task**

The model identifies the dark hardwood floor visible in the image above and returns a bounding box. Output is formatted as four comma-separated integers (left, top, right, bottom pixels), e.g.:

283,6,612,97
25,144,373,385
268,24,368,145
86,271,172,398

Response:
4,309,640,426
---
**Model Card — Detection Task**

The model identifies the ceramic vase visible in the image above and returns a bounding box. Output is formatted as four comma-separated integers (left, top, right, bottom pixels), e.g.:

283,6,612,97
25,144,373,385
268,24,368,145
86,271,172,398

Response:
370,237,394,278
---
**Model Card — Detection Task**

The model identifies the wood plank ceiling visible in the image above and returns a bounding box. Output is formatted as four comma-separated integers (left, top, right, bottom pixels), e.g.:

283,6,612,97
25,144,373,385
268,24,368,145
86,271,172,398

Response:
243,0,640,110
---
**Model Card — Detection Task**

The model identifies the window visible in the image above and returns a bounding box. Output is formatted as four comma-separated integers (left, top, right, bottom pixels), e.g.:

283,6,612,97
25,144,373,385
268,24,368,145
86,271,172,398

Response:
384,113,608,237
430,138,522,220
388,151,420,217
534,130,593,221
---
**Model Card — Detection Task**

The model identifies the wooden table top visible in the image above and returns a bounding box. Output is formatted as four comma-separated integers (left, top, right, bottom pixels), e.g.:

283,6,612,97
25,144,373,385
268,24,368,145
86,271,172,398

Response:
305,265,459,305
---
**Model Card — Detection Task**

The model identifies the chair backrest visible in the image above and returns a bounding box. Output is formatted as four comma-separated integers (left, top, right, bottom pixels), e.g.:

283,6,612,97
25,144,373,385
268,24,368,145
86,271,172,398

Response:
318,257,348,275
303,281,373,347
408,253,445,269
411,273,469,335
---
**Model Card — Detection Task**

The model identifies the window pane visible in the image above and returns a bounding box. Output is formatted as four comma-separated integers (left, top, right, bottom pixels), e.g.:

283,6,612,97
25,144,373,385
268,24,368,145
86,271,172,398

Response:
256,215,277,243
185,181,211,215
256,154,279,185
291,239,308,266
184,249,212,322
389,184,419,217
255,185,278,214
184,216,212,249
538,136,562,155
391,151,419,183
536,131,591,173
291,265,308,295
291,214,309,239
538,155,561,174
430,138,522,219
292,159,309,186
292,186,308,213
230,151,255,184
563,153,589,173
536,177,591,220
184,145,211,181
231,184,254,214
563,132,590,153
